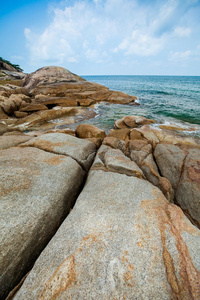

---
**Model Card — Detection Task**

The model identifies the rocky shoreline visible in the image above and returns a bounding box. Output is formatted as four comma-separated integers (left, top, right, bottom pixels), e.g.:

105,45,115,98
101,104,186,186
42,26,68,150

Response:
0,64,200,299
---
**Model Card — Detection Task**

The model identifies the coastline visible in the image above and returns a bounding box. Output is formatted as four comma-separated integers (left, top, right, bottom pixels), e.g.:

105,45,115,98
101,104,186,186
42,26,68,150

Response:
1,66,200,299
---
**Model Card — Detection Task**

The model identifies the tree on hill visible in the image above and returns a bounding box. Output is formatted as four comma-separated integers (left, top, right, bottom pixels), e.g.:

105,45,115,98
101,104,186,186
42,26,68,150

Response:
0,57,23,72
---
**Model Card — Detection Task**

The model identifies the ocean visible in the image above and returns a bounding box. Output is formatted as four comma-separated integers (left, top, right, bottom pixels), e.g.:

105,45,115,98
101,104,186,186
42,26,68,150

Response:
82,75,200,137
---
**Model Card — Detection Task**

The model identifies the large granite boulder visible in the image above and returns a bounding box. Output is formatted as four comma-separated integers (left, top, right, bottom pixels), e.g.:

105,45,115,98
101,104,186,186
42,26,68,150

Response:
22,66,85,91
0,135,96,299
22,67,137,106
20,133,96,171
154,144,187,189
154,145,200,228
13,167,200,299
176,149,200,228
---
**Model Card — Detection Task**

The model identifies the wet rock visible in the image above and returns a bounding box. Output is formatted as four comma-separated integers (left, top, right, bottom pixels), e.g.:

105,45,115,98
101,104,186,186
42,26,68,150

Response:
114,116,155,129
123,115,155,127
114,118,128,129
159,124,195,132
107,91,137,104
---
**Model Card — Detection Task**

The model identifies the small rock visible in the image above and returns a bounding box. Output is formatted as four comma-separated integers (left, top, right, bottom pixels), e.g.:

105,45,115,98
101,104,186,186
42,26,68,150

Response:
14,111,28,118
76,124,106,139
107,129,130,141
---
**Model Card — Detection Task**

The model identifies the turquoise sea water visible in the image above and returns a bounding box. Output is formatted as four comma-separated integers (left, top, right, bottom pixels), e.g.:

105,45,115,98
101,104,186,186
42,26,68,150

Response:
82,75,200,136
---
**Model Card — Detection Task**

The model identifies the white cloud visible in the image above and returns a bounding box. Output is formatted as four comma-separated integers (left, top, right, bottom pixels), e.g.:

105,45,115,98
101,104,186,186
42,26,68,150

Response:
173,27,191,37
114,30,165,56
24,28,31,39
169,50,192,62
24,0,200,74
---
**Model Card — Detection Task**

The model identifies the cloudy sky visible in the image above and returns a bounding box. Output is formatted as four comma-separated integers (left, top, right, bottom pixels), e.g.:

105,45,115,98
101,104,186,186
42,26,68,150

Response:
1,0,200,75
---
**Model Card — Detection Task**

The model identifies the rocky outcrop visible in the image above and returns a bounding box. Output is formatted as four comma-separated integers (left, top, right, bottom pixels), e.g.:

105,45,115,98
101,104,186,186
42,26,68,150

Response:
107,117,200,215
0,135,96,299
22,66,84,90
13,147,200,299
154,144,200,227
176,149,200,227
0,66,138,132
114,115,155,129
23,67,137,107
1,76,200,300
0,59,25,81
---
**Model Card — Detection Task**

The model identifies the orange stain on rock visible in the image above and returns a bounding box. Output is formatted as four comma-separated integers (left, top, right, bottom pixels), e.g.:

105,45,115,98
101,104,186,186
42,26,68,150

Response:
44,155,65,166
39,255,76,299
137,241,144,247
187,161,200,184
140,189,200,299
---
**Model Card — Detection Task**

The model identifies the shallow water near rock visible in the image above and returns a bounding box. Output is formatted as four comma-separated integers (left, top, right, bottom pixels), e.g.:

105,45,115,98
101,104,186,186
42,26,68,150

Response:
80,75,200,136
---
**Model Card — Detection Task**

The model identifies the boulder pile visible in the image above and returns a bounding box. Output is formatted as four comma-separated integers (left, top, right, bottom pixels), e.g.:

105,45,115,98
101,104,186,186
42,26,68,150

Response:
0,66,200,299
0,66,137,133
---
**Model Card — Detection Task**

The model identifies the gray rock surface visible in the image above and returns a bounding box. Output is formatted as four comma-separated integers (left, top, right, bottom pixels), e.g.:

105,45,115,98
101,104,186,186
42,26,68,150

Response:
22,66,84,90
92,146,145,179
20,133,96,171
0,133,97,299
0,135,31,150
14,169,200,299
154,144,186,189
176,148,200,227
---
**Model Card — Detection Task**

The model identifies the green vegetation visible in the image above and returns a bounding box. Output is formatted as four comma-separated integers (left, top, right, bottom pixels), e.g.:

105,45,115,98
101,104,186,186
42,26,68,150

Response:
0,57,23,72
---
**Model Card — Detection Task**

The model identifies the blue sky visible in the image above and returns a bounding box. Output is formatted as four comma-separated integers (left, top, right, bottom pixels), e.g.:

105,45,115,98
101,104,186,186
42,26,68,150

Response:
0,0,200,75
